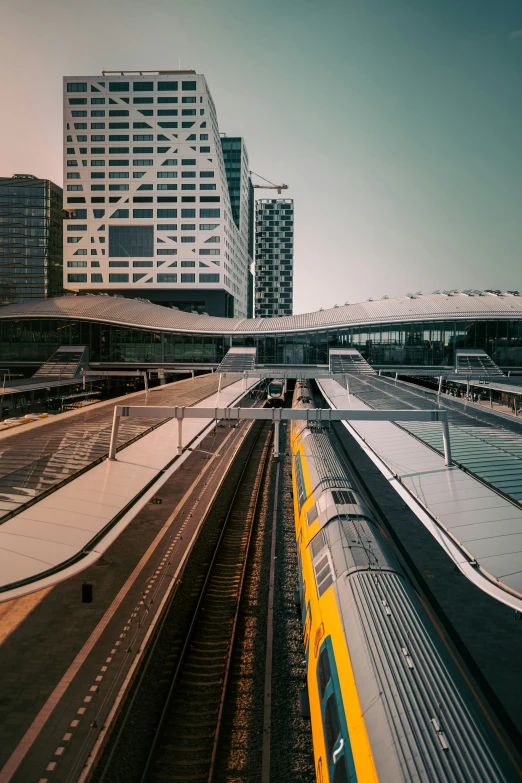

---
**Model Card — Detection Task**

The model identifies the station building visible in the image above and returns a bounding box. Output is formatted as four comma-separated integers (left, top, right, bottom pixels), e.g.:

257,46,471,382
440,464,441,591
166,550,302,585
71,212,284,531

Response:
1,290,522,371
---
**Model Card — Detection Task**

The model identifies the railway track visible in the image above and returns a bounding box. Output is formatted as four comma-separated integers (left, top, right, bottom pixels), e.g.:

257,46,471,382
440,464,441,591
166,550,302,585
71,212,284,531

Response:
93,419,272,783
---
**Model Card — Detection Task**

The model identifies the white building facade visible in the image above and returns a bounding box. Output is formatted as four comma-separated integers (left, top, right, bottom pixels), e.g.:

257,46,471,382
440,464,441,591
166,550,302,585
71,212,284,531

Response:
255,198,294,318
63,71,250,317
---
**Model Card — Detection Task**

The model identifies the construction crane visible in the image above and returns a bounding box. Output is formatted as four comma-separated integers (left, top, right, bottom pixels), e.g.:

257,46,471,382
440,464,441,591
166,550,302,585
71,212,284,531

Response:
249,170,288,195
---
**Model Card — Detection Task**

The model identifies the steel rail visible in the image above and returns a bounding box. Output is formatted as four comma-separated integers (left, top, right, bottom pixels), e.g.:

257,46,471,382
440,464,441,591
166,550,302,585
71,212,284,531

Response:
138,420,271,783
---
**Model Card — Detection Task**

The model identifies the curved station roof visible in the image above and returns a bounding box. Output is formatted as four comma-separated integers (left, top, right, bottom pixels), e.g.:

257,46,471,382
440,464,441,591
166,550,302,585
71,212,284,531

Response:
1,290,522,335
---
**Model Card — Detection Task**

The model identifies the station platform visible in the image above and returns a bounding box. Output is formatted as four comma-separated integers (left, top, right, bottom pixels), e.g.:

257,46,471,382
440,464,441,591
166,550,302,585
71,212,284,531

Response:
319,378,522,608
0,373,258,601
0,412,258,783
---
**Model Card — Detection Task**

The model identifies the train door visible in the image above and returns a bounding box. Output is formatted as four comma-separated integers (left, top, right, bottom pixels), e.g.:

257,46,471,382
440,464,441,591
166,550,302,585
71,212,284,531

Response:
316,637,356,782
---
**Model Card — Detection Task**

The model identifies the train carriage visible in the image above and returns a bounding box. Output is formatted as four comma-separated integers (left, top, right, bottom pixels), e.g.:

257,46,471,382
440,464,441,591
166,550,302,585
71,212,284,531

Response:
290,380,515,783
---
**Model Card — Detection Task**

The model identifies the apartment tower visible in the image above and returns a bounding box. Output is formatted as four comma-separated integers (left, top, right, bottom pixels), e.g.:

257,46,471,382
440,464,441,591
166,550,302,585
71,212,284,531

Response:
255,198,294,317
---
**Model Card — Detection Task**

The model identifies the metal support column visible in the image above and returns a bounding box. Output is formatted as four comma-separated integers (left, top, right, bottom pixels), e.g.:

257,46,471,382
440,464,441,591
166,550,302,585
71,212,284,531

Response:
82,370,86,391
441,417,452,467
437,376,443,397
490,388,493,408
143,372,149,392
177,415,183,456
395,372,398,383
108,407,121,461
273,420,280,459
466,379,470,400
515,397,518,417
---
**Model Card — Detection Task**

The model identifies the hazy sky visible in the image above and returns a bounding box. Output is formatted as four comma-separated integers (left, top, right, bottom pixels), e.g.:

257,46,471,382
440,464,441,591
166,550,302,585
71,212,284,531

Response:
1,0,522,314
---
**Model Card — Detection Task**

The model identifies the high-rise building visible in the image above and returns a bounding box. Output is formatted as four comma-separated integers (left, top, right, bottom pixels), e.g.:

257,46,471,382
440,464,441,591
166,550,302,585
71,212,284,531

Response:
63,71,250,317
255,198,294,318
0,174,64,305
220,136,254,316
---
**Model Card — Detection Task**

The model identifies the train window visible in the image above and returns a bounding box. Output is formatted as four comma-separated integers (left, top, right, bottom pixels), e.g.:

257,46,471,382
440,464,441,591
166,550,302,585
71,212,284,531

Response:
333,757,349,783
294,453,306,511
306,504,317,526
324,694,341,760
310,530,327,558
317,647,332,700
332,490,356,506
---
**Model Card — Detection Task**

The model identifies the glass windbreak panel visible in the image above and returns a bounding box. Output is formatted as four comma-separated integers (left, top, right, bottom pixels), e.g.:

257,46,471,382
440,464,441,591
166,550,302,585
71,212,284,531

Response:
108,225,153,257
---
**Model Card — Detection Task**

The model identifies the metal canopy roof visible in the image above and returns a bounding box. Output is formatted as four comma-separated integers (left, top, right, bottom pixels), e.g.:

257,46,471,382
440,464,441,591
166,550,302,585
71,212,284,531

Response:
1,291,522,336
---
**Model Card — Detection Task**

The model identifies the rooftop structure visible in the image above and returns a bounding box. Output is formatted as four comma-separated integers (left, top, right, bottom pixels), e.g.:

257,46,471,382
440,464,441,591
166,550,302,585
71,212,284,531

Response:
1,290,522,367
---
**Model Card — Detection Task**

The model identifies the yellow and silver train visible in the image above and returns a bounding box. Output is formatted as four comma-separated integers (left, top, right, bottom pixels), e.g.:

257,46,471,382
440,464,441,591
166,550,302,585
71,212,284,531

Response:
291,379,516,783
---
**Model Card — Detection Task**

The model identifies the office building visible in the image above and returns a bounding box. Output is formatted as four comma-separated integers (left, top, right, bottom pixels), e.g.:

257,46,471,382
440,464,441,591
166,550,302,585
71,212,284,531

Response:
255,198,294,318
220,136,254,316
0,174,64,305
63,71,250,317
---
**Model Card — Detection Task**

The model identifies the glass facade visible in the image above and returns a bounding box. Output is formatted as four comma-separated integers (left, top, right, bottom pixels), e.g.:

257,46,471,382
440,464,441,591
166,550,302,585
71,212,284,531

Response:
2,317,522,367
0,176,65,304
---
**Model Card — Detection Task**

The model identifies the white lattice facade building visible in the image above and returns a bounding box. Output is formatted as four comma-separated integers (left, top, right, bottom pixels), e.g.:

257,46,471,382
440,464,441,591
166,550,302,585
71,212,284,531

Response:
63,71,250,317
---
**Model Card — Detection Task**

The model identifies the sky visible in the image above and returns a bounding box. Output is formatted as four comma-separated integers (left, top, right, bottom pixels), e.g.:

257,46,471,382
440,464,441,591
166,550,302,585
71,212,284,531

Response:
1,0,522,314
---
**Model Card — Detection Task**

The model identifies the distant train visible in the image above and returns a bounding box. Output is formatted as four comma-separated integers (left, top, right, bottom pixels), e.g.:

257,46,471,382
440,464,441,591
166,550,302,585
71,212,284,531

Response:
266,379,286,407
290,379,515,783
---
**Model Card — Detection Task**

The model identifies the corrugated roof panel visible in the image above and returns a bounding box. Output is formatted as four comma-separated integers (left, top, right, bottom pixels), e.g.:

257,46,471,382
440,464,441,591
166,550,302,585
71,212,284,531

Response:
1,292,522,335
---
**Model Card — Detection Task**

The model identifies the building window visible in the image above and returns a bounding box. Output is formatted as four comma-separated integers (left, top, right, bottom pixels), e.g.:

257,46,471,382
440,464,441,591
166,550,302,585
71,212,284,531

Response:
109,82,129,92
109,147,129,154
181,236,195,243
69,98,87,105
109,110,129,117
91,98,105,105
200,196,220,202
110,209,129,218
90,274,103,282
133,159,153,166
109,172,129,178
74,123,88,129
199,223,219,230
156,273,176,282
109,122,129,129
158,122,178,129
157,209,178,218
200,209,220,218
109,160,129,166
91,110,105,117
180,273,195,282
133,209,153,218
67,82,87,92
181,159,196,165
157,224,177,230
199,274,219,283
109,261,129,267
67,173,80,179
133,261,153,267
158,81,178,91
157,172,177,178
158,109,178,116
158,96,178,103
199,249,220,255
200,184,216,191
108,225,153,256
93,209,105,218
182,81,197,90
67,273,87,282
133,146,153,153
108,273,129,282
91,123,105,129
200,171,214,178
71,111,87,117
181,260,195,266
67,261,87,267
134,81,154,91
157,249,177,255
